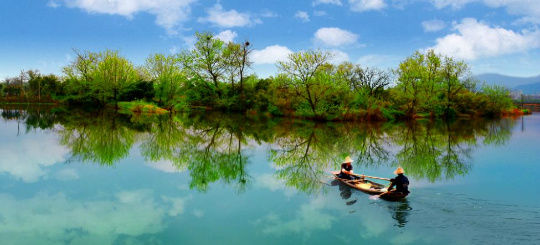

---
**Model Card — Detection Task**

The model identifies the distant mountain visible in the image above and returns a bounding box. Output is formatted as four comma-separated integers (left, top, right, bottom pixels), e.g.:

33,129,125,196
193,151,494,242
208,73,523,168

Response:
515,83,540,95
474,73,540,94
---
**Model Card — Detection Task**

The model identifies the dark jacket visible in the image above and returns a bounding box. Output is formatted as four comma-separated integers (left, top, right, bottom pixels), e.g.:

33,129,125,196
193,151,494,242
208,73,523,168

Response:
389,174,409,194
339,163,353,179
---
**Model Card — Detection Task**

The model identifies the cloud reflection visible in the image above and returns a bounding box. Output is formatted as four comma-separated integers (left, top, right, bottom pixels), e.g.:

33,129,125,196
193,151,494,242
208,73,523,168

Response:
0,189,189,244
0,123,69,182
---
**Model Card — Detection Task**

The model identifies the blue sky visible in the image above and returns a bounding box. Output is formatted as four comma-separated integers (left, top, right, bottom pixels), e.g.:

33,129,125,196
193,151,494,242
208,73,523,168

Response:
1,0,540,79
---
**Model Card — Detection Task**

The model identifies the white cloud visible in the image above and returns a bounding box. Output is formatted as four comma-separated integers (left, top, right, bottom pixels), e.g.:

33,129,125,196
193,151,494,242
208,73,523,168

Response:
251,45,293,64
295,11,310,22
56,0,195,34
349,0,387,12
513,16,540,25
169,46,180,54
215,30,238,43
313,0,343,6
329,50,350,64
484,0,540,21
47,0,60,8
430,0,474,9
431,0,540,22
357,54,401,68
422,19,446,32
260,10,278,18
198,3,256,28
314,27,358,47
430,18,540,60
182,36,196,50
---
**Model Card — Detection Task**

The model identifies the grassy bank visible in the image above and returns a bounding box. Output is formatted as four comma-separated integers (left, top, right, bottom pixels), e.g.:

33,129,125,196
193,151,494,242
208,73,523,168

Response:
117,101,169,115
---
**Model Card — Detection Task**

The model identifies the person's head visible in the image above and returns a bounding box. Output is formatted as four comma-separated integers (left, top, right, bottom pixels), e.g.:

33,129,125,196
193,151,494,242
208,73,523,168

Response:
343,156,353,165
394,167,404,175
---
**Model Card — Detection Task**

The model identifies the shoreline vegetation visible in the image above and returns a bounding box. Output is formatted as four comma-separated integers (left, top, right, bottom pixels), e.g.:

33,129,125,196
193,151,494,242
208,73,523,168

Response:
0,32,531,121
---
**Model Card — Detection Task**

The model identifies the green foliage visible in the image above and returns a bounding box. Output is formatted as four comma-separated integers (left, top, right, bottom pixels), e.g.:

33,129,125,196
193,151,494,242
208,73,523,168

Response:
61,50,138,106
143,53,183,108
381,107,406,121
393,50,489,118
118,80,155,101
480,84,514,116
4,44,516,121
118,101,168,114
27,71,63,100
184,32,226,88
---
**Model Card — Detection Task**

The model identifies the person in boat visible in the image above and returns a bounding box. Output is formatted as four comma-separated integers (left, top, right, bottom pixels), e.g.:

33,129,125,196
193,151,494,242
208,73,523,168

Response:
338,156,356,180
387,167,410,194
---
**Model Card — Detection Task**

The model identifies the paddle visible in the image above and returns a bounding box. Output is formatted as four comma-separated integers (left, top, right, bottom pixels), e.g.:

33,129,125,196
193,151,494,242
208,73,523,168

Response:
369,183,393,200
351,173,391,181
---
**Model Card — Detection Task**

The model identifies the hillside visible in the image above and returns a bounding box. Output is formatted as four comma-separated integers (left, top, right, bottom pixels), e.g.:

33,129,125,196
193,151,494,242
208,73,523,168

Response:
474,73,540,94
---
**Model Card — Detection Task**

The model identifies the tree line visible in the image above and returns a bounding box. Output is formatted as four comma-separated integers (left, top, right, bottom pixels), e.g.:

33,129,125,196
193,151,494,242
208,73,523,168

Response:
0,32,518,120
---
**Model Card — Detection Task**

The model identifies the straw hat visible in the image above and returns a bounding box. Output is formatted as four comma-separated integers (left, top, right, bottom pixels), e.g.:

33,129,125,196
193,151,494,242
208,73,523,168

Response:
394,167,404,175
342,156,353,163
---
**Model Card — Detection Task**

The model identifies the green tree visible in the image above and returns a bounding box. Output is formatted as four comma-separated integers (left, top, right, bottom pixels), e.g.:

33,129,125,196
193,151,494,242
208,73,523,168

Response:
185,32,226,90
222,42,242,90
63,50,100,98
337,62,390,97
277,50,334,116
481,84,514,116
144,53,184,107
93,50,138,107
395,51,429,115
440,56,469,116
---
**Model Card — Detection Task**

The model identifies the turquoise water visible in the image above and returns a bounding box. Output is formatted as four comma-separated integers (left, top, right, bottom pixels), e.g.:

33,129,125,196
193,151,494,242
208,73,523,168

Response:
0,107,539,244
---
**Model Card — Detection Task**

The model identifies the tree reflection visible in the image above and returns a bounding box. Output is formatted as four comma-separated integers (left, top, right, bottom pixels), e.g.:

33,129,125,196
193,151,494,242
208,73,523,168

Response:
57,111,135,166
0,105,517,194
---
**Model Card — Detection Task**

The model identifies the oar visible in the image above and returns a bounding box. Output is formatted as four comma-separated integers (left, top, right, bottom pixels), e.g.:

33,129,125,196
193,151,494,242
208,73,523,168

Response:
351,173,391,181
369,183,393,200
369,191,388,200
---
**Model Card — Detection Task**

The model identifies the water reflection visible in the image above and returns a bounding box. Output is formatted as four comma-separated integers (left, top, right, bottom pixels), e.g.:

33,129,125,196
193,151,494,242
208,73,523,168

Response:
0,105,516,193
389,199,411,228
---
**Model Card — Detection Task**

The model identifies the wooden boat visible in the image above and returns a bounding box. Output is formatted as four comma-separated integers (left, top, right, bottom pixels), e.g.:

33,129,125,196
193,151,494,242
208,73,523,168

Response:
331,171,408,201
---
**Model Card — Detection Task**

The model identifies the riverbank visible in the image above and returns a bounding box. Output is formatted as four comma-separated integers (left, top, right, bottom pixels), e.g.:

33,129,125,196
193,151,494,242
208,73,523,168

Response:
0,99,531,122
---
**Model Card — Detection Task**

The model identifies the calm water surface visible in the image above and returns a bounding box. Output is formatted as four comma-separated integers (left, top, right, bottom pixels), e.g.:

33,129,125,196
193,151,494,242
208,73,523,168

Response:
0,106,539,245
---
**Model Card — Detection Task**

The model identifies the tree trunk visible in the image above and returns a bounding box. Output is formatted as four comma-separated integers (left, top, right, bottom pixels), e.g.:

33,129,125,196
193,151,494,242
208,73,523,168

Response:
305,84,316,115
114,88,118,110
38,79,41,103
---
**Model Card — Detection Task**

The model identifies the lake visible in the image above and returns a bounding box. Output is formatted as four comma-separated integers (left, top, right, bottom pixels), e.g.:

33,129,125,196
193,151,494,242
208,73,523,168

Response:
0,105,539,245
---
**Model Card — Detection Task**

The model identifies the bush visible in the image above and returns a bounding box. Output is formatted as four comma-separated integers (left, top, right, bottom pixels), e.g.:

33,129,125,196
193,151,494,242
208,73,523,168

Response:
118,101,168,114
119,80,154,101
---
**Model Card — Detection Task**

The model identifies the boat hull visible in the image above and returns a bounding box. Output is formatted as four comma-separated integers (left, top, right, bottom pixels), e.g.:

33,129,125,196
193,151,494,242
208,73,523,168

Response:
331,171,407,201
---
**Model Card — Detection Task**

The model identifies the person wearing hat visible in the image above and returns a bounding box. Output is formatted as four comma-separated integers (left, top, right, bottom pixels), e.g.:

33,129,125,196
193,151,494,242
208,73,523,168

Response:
387,167,410,194
339,156,356,180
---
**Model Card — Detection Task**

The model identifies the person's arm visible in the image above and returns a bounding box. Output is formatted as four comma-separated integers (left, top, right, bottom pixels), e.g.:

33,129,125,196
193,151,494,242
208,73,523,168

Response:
341,168,353,175
387,178,396,191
